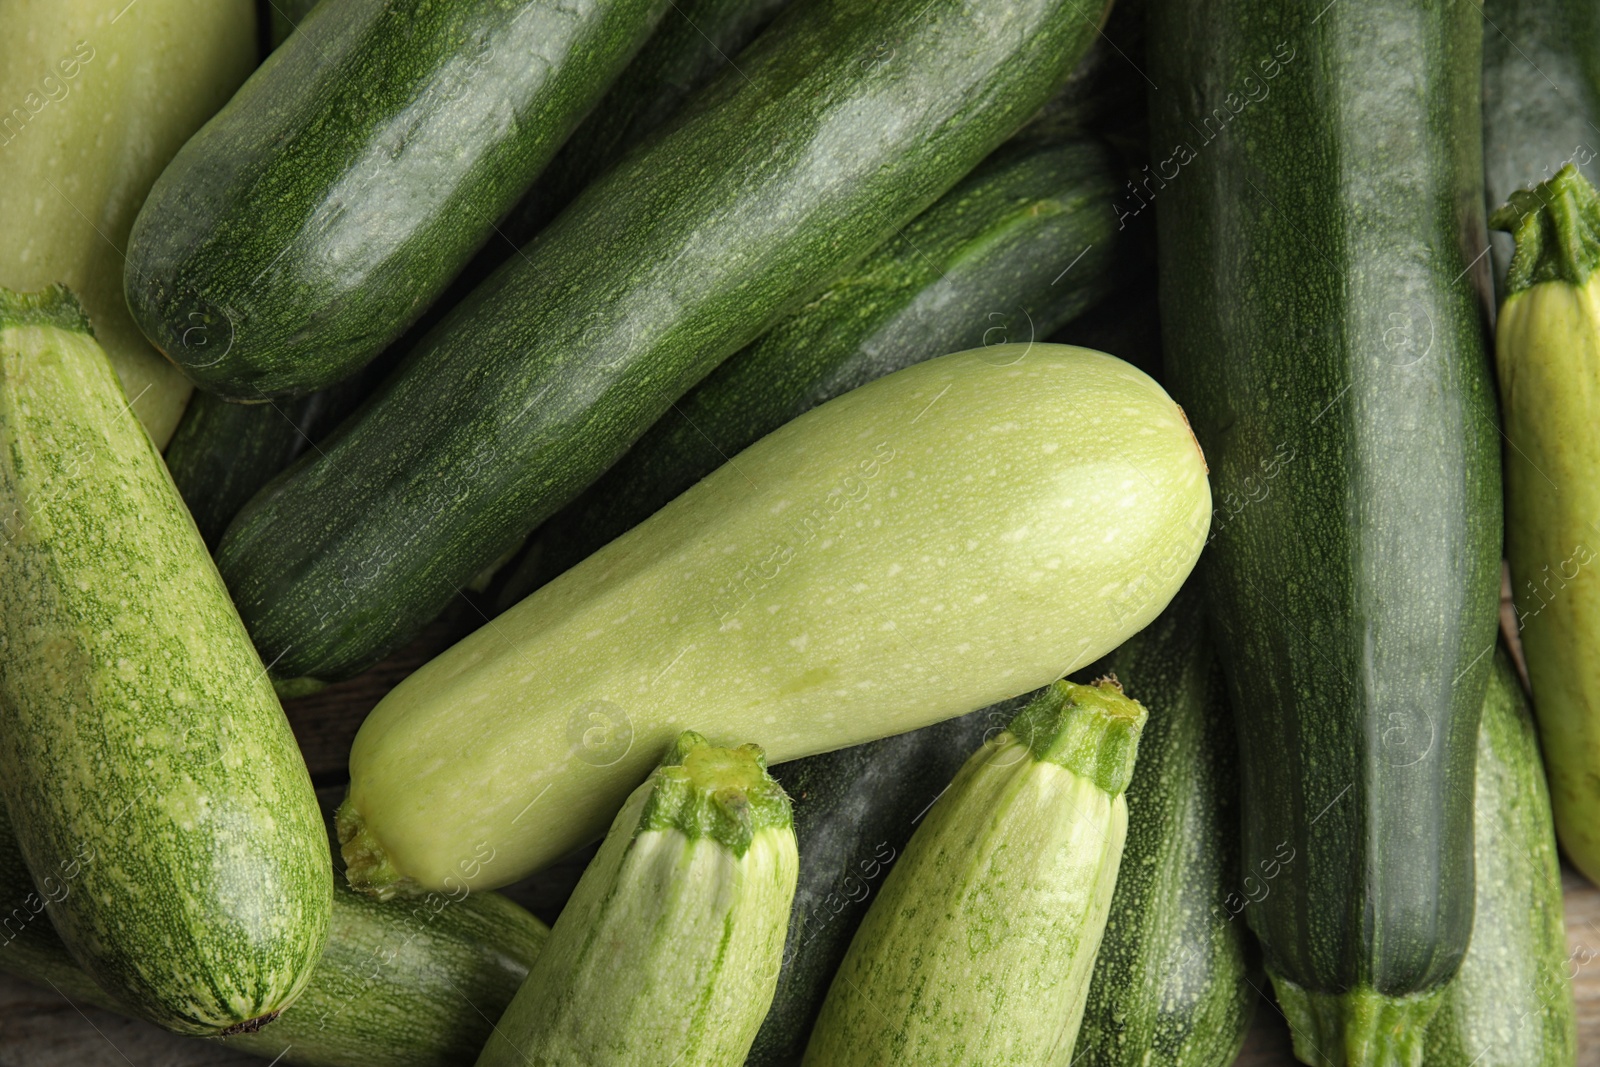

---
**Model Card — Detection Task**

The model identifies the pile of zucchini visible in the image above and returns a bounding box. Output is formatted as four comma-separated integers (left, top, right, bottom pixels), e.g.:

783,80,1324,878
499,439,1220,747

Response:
0,0,1593,1064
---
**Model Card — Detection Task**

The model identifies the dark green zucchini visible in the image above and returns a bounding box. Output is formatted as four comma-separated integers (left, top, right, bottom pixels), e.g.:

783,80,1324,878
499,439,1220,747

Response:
1148,2,1502,1063
500,136,1130,606
1482,0,1600,286
1071,582,1253,1067
215,0,1113,685
1422,648,1575,1067
509,0,793,240
125,0,667,399
749,703,1013,1066
164,377,365,547
0,800,550,1067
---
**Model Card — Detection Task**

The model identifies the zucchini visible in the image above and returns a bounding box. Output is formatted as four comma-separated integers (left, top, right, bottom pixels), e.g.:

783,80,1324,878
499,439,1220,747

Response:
802,679,1145,1065
0,801,550,1067
1422,648,1576,1067
214,0,1117,686
0,287,331,1035
335,344,1209,896
503,137,1130,604
1489,166,1600,883
1148,1,1503,1062
124,0,668,400
1072,583,1254,1067
0,0,256,444
474,732,797,1067
749,702,1014,1066
509,0,794,240
1482,0,1600,286
164,378,367,548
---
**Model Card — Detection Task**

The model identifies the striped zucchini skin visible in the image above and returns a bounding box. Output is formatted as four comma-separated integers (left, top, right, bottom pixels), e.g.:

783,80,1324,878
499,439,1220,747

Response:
1422,649,1575,1067
0,287,331,1035
125,0,668,400
803,681,1145,1066
504,137,1128,604
1149,0,1502,1062
1481,0,1600,286
509,0,794,239
475,733,797,1067
0,801,550,1067
335,345,1210,895
214,0,1114,685
1072,584,1253,1067
1490,168,1600,884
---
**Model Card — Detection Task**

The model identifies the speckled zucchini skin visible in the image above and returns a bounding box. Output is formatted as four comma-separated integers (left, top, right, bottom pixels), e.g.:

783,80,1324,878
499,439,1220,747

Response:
214,0,1114,685
0,287,330,1035
1149,1,1501,1062
1072,584,1253,1067
802,681,1145,1066
1422,650,1575,1067
475,733,797,1067
503,137,1128,603
0,799,550,1067
125,0,668,400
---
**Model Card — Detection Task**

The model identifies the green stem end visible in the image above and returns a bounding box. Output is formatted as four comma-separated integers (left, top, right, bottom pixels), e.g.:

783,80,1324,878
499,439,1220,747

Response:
1005,677,1148,795
1271,973,1444,1067
638,731,793,855
1491,164,1600,298
0,285,93,334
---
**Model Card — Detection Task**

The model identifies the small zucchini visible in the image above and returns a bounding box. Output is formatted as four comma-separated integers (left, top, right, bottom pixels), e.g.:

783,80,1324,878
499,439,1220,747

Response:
505,136,1129,602
474,732,797,1067
335,344,1210,896
1072,582,1254,1067
1422,648,1576,1067
749,703,1013,1066
0,798,550,1067
803,678,1146,1065
0,287,330,1035
213,0,1116,686
126,0,668,399
1490,165,1600,884
0,0,257,444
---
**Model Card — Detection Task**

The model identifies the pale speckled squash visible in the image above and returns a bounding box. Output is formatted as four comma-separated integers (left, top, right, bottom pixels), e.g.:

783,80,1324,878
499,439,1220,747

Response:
0,286,330,1035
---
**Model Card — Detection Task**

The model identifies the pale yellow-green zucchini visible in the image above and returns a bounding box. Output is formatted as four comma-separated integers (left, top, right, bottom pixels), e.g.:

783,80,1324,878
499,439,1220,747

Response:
1491,164,1600,883
0,286,330,1035
475,732,797,1067
802,679,1144,1065
338,343,1211,896
0,0,255,444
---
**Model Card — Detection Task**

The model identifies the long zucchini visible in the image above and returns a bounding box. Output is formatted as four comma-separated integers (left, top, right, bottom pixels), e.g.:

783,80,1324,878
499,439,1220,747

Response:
750,702,1013,1066
1148,1,1502,1063
1072,583,1254,1067
125,0,667,400
0,0,256,444
0,801,550,1067
164,379,367,548
505,137,1129,603
1421,648,1575,1067
336,344,1211,896
509,0,794,240
474,732,797,1067
0,287,331,1035
802,679,1146,1065
214,0,1116,685
1481,0,1600,286
1489,166,1600,882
